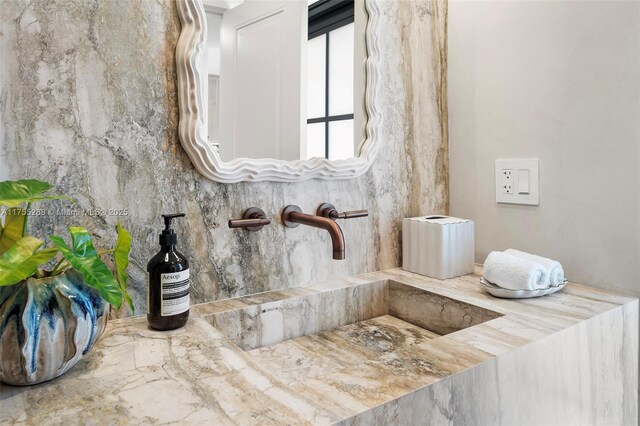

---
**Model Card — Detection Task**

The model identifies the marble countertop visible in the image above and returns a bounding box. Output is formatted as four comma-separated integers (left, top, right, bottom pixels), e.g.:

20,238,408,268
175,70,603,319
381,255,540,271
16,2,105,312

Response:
1,266,636,425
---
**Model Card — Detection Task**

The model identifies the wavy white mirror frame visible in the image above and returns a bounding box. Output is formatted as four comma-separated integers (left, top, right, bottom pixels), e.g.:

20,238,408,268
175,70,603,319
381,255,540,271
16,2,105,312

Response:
175,0,382,183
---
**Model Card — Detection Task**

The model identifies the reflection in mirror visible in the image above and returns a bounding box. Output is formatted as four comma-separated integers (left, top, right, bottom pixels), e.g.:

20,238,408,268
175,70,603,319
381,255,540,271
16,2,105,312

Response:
202,0,367,162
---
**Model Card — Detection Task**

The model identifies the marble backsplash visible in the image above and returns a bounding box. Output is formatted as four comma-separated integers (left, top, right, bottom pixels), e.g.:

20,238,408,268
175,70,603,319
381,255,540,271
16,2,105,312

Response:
0,0,448,315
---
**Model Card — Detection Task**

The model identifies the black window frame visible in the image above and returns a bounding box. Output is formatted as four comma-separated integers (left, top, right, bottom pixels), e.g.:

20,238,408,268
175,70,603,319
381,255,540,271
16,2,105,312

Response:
307,0,355,159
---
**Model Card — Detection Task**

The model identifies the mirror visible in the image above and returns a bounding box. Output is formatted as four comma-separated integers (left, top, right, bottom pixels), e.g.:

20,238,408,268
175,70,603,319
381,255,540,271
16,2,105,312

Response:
202,0,366,162
175,0,382,182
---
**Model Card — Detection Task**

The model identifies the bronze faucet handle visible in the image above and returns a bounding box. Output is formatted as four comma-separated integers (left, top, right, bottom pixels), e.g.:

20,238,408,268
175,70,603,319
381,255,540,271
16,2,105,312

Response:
333,210,368,219
228,207,271,232
317,203,369,220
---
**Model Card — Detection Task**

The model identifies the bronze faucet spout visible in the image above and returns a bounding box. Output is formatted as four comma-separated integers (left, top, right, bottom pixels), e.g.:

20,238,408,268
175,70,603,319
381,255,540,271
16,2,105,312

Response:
282,206,345,260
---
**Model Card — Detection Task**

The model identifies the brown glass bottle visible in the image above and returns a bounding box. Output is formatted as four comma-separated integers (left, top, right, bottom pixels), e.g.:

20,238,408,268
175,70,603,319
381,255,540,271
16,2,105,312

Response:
147,214,190,330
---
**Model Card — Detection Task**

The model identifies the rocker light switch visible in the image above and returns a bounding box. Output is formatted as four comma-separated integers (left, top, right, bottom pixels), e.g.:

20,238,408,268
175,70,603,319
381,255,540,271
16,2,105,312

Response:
495,159,539,205
518,169,530,194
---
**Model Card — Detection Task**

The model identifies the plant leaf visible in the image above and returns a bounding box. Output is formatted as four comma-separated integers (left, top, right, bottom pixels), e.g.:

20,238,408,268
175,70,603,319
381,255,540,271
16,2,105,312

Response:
114,222,134,312
0,237,58,286
0,208,28,255
50,227,123,309
0,179,73,207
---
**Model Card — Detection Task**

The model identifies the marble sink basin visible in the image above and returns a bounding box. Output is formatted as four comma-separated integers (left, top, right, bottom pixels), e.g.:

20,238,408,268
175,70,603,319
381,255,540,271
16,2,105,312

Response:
203,279,502,354
199,279,504,412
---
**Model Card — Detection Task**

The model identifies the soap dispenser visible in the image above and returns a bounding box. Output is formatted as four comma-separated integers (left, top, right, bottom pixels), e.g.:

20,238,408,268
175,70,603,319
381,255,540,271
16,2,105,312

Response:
147,213,190,331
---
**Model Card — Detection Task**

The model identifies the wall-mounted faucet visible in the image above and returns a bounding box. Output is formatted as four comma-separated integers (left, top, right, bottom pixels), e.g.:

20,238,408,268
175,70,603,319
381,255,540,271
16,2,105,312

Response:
281,204,368,260
228,208,271,232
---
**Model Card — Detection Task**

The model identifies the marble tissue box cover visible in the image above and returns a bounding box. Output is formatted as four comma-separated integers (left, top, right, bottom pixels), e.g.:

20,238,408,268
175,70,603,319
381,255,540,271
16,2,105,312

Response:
402,215,475,280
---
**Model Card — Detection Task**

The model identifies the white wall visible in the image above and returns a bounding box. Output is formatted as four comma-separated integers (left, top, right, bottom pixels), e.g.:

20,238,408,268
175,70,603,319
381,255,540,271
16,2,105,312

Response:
449,0,640,298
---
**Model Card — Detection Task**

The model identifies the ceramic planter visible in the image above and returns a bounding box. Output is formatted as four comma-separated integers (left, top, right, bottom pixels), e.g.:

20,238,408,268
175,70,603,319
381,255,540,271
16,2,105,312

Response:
0,270,109,385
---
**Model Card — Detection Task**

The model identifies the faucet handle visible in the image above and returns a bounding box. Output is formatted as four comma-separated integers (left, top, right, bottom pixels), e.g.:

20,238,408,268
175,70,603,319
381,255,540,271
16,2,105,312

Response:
317,203,369,220
334,210,369,219
228,207,271,232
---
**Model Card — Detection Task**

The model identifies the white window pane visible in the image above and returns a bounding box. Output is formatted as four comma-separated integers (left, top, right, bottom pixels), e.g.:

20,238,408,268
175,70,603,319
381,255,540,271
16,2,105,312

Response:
328,23,354,116
328,120,354,160
307,35,326,119
306,123,326,159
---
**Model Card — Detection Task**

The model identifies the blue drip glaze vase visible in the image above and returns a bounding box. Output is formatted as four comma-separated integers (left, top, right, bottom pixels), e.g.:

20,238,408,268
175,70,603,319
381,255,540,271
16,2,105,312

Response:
0,270,109,385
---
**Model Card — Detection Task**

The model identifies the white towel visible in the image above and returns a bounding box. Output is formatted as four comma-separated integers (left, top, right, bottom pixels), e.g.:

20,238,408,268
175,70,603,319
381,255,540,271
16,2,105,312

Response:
484,251,549,291
505,249,565,287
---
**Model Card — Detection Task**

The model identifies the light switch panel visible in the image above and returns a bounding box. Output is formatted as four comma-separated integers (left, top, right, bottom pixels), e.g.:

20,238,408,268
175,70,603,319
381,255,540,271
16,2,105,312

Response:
517,169,530,194
495,159,539,205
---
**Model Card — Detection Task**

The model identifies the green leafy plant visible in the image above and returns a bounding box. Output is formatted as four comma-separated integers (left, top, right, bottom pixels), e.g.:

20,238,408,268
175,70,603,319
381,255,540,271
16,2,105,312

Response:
0,179,134,312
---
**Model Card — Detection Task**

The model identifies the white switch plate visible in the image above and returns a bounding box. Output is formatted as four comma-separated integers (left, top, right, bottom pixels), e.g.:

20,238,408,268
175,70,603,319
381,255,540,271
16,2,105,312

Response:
495,159,539,205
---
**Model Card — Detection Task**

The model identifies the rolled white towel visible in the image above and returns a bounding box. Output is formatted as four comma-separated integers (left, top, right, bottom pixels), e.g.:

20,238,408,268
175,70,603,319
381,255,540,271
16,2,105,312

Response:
505,249,565,287
483,251,549,291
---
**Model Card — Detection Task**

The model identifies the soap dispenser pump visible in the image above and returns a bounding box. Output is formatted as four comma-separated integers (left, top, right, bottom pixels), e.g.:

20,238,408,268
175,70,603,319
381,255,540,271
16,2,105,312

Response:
147,213,190,331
